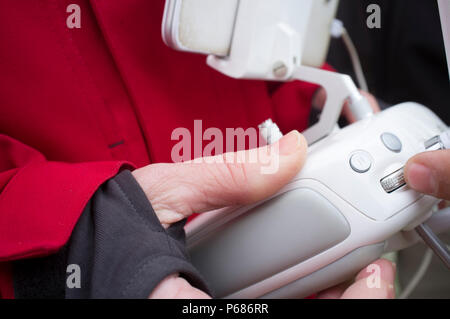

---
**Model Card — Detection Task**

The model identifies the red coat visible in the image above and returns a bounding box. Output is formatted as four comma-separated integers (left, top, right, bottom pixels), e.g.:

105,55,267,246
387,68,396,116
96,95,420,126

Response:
0,0,325,298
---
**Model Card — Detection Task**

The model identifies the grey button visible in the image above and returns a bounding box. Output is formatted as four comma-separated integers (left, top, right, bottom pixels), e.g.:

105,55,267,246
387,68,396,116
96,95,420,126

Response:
350,151,372,173
381,133,402,153
380,168,406,193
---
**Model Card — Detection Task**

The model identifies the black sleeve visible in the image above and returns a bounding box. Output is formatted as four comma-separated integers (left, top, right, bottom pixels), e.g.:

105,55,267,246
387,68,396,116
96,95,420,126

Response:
13,170,210,299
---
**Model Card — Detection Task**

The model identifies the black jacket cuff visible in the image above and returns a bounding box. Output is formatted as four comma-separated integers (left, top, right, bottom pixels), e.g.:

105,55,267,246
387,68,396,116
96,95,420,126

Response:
13,170,210,299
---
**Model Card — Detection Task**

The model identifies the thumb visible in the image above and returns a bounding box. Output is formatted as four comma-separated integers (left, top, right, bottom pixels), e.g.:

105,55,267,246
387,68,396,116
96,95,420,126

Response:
404,150,450,200
133,130,307,226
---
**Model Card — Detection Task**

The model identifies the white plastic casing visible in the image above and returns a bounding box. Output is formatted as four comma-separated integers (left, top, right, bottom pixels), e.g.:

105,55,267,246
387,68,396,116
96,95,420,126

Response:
186,103,447,298
162,0,339,80
162,0,371,146
207,0,338,80
162,0,240,57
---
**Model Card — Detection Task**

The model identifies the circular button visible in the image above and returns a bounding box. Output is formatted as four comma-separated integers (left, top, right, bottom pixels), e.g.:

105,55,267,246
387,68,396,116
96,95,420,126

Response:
381,133,402,153
350,151,372,173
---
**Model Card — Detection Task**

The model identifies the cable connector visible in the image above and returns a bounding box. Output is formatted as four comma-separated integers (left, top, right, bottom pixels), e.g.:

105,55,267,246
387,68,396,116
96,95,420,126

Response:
330,19,345,38
258,119,283,145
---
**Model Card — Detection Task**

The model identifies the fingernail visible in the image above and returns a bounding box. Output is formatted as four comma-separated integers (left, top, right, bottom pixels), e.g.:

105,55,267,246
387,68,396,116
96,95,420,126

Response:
277,131,303,155
406,163,437,194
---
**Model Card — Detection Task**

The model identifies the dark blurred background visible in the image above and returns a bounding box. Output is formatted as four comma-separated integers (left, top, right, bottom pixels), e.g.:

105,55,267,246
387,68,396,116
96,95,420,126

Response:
327,0,449,122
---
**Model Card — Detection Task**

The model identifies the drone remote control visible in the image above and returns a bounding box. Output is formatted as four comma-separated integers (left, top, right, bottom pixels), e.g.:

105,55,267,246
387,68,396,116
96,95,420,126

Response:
185,102,448,299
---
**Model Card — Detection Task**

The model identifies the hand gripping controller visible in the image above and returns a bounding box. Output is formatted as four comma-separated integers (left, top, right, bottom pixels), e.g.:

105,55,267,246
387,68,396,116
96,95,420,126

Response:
185,102,448,298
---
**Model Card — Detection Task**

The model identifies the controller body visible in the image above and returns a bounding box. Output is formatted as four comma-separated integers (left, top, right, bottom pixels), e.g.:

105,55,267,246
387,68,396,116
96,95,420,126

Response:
186,102,448,298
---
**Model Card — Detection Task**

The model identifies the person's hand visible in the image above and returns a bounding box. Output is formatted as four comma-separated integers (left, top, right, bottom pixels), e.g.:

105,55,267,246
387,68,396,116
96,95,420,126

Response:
318,259,396,299
133,131,308,298
404,150,450,200
312,88,380,123
134,129,396,300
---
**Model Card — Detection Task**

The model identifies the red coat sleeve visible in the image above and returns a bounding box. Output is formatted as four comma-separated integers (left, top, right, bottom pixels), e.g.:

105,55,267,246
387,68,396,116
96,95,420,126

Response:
0,134,133,297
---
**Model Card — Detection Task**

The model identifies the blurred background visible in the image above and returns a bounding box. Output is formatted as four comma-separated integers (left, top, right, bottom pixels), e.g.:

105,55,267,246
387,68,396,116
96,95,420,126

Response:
328,0,449,121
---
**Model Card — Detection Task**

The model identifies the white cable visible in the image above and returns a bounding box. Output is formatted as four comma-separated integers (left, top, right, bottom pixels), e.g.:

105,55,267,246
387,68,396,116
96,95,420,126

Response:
399,249,434,299
331,19,369,92
341,29,369,92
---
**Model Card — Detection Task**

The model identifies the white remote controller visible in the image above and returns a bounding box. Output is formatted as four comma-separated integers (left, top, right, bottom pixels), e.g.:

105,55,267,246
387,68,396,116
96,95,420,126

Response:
186,102,448,299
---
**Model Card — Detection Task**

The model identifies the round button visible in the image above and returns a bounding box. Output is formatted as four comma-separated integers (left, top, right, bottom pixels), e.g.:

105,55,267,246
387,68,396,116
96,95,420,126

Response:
350,151,372,173
381,133,402,153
